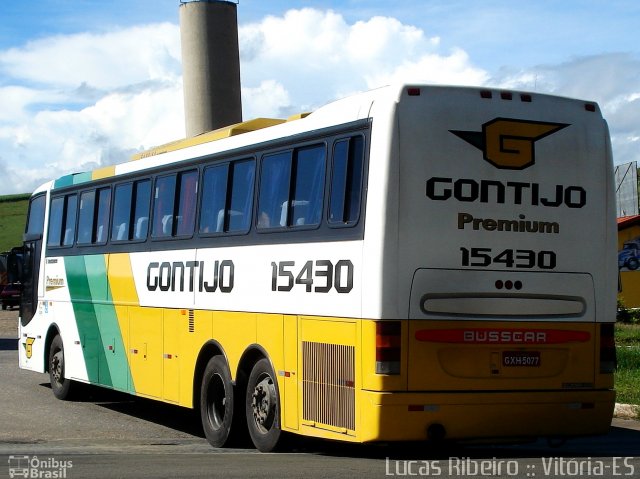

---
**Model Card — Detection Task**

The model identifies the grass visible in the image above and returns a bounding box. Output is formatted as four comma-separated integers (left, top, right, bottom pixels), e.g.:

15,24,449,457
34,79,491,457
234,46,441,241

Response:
616,322,640,345
0,194,29,252
615,323,640,409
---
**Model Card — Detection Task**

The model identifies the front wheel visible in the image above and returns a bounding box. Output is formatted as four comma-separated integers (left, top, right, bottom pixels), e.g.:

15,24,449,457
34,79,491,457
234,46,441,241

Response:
245,358,282,452
200,355,235,447
48,335,74,400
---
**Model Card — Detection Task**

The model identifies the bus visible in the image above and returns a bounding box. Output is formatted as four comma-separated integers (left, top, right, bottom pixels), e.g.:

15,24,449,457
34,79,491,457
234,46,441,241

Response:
17,84,617,451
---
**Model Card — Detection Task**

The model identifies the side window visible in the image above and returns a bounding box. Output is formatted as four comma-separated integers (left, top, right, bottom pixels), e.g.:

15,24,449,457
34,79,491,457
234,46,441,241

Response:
133,180,151,240
199,159,256,235
26,194,46,237
175,170,198,237
200,164,229,234
329,136,364,226
258,151,291,229
152,170,197,239
111,183,133,241
63,195,78,246
152,175,176,238
291,145,325,227
111,180,150,242
257,145,325,230
228,159,256,233
95,187,111,244
47,197,64,247
77,191,96,245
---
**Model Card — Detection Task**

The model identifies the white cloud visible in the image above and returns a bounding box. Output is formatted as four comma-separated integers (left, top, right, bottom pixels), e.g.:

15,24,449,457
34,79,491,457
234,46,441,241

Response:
242,80,291,119
239,8,486,116
0,23,181,89
0,82,185,194
0,22,185,194
365,48,488,87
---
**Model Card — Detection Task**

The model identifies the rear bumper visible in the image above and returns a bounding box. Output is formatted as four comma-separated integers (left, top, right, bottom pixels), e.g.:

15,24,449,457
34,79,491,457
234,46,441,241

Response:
358,389,615,442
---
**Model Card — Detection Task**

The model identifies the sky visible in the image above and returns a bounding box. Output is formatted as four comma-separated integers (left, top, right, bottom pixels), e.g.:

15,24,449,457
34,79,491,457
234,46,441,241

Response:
0,0,638,194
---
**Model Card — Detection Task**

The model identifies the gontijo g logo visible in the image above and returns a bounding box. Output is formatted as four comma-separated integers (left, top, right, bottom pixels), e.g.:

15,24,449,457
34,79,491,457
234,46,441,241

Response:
450,118,568,170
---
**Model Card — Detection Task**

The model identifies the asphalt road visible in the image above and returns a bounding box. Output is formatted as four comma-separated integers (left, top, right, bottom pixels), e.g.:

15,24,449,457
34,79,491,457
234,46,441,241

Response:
1,335,639,479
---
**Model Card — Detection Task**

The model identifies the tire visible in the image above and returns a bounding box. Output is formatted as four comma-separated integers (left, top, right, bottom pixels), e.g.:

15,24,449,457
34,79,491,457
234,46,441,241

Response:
627,258,639,270
245,358,281,452
1,303,6,310
48,335,74,400
200,355,235,448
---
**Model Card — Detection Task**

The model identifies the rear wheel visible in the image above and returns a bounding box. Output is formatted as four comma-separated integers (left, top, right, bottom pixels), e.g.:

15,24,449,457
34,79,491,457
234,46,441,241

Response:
246,358,281,452
200,355,234,447
48,335,74,400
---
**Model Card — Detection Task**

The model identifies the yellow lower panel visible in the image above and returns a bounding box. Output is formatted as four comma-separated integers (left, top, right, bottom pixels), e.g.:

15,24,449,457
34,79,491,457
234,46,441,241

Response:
357,389,615,442
129,306,163,399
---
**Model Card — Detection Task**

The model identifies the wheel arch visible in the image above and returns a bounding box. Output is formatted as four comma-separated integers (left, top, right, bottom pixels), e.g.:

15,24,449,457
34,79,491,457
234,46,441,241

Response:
43,323,61,373
192,339,229,411
236,344,280,403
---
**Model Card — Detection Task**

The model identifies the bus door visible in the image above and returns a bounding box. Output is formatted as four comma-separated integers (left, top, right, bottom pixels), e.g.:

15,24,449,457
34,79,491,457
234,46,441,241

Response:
20,194,47,324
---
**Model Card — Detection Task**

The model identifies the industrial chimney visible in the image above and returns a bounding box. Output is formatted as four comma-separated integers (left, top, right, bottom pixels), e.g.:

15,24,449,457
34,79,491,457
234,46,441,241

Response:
179,0,242,137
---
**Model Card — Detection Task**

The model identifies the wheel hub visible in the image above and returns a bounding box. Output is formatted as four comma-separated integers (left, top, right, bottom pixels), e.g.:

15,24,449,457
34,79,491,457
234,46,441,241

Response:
251,376,275,432
51,351,62,383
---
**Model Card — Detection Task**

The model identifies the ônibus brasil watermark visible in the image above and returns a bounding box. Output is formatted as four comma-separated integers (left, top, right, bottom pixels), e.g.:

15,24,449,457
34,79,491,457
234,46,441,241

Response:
385,456,636,477
8,455,73,478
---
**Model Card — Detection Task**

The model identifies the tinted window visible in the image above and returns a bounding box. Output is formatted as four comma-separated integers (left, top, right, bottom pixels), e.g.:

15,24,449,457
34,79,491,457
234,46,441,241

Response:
329,136,364,225
228,159,256,232
63,195,77,246
258,151,291,229
47,197,64,247
95,188,111,243
258,145,325,230
152,175,176,238
291,145,325,227
111,183,133,241
175,170,198,237
77,191,95,245
200,164,229,234
133,180,151,240
26,194,46,236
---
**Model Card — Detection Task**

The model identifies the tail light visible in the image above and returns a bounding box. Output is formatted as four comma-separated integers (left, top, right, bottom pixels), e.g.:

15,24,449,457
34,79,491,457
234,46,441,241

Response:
599,323,616,374
376,321,401,374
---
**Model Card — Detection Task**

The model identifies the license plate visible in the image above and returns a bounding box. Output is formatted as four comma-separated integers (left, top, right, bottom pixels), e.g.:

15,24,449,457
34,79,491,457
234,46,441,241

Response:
502,351,540,367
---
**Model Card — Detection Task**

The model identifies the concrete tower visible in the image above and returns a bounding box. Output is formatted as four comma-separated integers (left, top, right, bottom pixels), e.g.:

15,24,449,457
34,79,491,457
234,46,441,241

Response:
180,0,242,137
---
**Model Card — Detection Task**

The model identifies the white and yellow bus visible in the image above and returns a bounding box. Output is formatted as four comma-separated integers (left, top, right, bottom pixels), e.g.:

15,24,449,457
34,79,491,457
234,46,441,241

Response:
17,84,616,451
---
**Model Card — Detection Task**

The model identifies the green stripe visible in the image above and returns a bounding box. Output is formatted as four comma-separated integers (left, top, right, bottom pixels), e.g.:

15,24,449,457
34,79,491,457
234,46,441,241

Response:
72,172,92,185
53,175,74,189
65,255,133,392
54,171,92,189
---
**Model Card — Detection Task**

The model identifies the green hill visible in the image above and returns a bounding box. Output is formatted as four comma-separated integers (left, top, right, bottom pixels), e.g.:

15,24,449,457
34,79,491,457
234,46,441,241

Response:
0,194,29,252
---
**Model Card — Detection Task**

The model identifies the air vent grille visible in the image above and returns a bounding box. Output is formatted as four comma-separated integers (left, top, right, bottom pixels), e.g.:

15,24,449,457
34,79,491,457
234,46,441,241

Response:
302,341,355,432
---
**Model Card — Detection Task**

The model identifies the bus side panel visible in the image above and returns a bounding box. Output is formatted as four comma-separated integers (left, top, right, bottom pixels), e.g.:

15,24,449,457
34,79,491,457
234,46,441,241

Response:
162,308,183,403
128,306,163,398
178,309,212,408
106,253,138,393
283,314,299,430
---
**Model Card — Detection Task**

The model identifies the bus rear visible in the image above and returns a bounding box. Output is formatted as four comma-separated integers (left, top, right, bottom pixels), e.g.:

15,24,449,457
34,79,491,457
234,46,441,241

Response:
362,85,616,442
